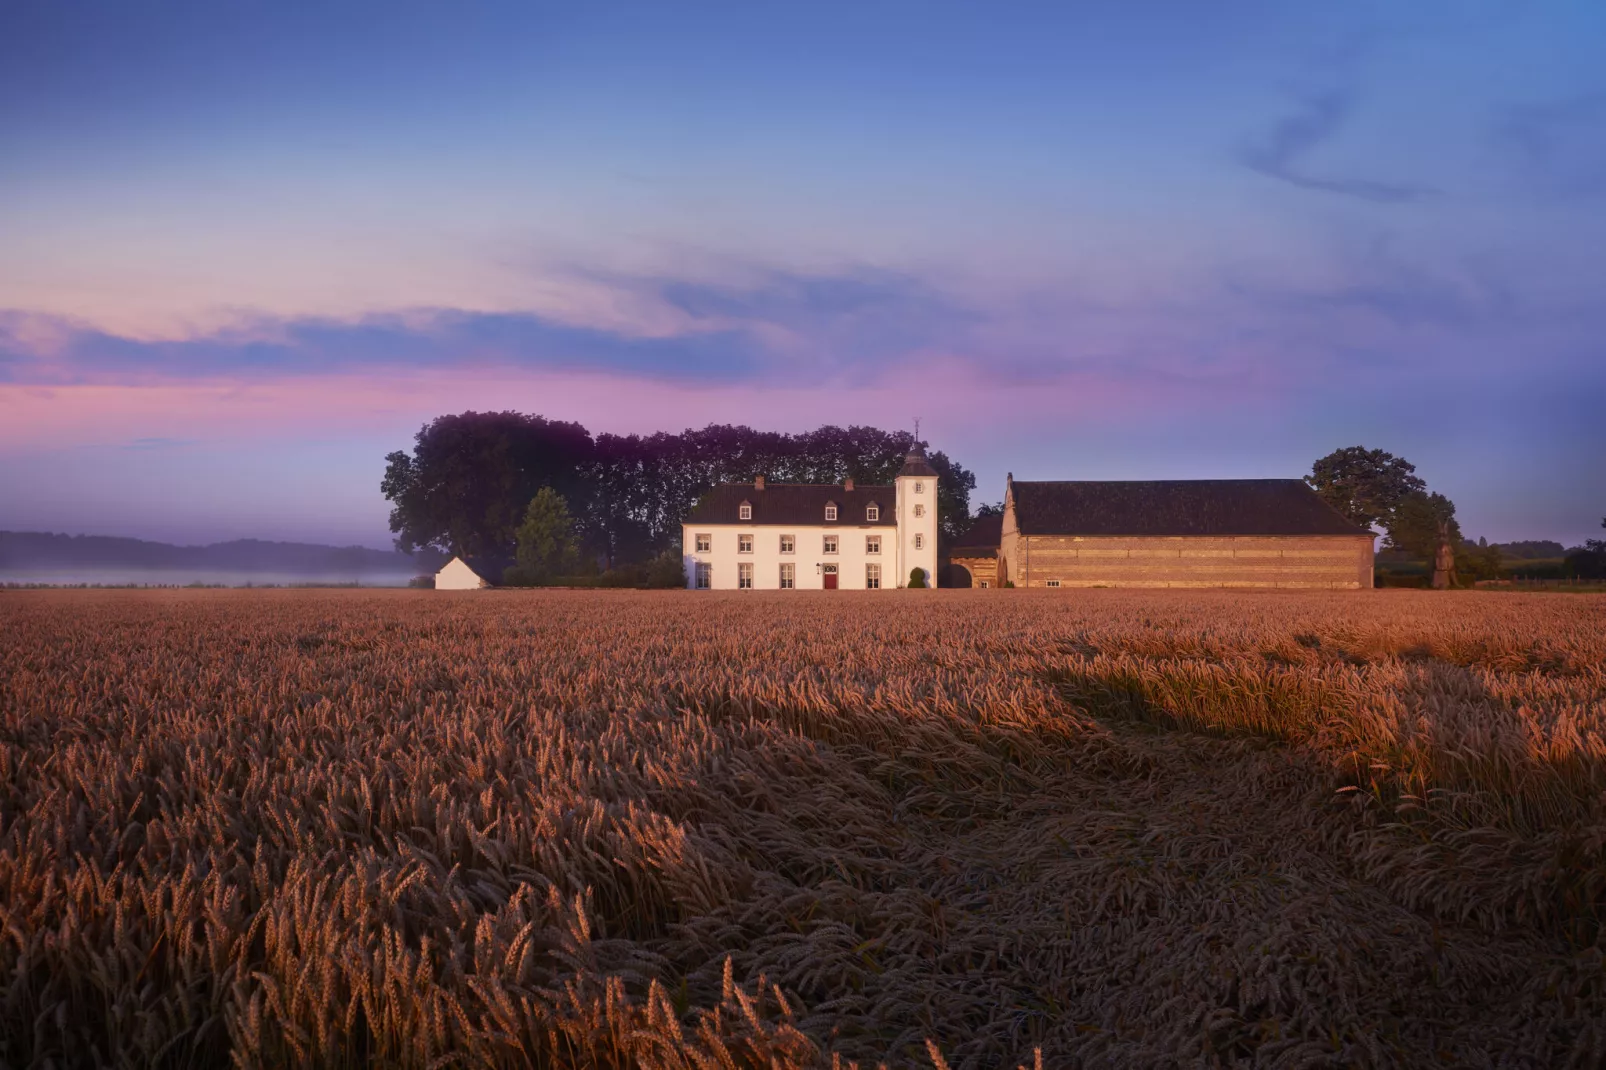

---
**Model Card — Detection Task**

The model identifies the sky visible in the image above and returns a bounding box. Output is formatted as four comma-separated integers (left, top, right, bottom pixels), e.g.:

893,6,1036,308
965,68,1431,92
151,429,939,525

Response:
2,0,1603,548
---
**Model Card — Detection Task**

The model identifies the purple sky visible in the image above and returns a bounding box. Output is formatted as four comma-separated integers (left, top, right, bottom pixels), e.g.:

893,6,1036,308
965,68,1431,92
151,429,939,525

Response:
3,1,1603,547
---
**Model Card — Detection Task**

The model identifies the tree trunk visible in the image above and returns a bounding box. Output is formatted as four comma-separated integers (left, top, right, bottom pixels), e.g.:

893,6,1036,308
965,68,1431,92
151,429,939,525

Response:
1431,519,1457,589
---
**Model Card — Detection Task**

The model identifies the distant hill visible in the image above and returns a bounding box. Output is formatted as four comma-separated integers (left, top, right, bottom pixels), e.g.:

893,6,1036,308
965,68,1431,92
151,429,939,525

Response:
0,531,444,576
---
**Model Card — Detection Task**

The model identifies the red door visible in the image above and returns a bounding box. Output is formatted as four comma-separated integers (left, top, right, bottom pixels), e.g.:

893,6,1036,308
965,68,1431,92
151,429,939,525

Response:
823,565,838,590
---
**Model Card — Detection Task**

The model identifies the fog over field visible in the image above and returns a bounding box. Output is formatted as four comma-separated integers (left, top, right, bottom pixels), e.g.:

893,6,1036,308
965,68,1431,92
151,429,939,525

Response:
0,531,438,587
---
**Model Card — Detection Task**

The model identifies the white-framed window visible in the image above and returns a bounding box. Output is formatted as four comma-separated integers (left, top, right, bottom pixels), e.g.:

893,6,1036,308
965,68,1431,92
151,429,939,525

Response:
1046,579,1061,588
780,534,795,554
738,563,753,589
866,535,881,554
779,563,795,589
738,534,753,554
866,564,881,589
823,535,838,554
913,504,925,518
979,580,990,589
739,502,752,520
695,563,712,589
914,533,924,549
915,481,924,494
694,533,711,553
866,505,879,522
825,504,838,521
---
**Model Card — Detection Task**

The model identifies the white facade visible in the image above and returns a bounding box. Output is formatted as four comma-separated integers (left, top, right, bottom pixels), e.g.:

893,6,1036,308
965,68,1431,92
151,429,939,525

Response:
435,556,492,590
680,525,900,590
682,453,939,591
894,470,939,588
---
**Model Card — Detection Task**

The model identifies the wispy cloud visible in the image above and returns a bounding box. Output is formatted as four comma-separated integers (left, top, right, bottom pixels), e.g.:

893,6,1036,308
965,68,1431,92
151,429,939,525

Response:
1239,93,1441,204
0,259,1004,393
0,262,995,389
1494,92,1606,198
0,307,761,387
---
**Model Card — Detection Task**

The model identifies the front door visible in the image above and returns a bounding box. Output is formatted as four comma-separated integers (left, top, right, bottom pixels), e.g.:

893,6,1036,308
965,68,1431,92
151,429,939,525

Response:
822,564,838,590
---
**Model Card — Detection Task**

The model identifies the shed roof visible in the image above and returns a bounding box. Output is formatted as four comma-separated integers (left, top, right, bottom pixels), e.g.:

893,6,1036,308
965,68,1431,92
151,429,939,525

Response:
1009,479,1373,538
951,513,1003,554
684,484,897,527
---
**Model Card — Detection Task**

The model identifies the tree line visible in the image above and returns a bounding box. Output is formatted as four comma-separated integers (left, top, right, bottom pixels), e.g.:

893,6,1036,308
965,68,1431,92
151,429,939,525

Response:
1304,446,1604,585
381,413,976,567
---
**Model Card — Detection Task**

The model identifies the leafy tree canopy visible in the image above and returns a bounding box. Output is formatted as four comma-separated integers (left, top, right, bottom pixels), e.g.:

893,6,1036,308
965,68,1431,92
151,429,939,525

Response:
381,412,593,557
514,488,581,582
1387,490,1461,559
1491,540,1566,560
383,416,978,564
1305,447,1426,530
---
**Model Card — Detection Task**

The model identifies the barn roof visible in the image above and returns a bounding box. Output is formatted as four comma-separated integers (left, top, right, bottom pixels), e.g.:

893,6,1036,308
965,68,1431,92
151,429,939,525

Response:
951,513,1003,557
684,484,898,527
1009,479,1373,538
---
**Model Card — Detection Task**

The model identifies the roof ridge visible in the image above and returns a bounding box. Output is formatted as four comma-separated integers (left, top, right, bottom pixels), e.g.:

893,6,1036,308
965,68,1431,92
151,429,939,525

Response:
1010,479,1372,537
1012,477,1303,485
720,482,894,489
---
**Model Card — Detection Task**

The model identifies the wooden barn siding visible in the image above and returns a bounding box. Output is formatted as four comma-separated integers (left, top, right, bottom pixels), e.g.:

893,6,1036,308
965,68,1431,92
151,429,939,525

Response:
1016,535,1373,589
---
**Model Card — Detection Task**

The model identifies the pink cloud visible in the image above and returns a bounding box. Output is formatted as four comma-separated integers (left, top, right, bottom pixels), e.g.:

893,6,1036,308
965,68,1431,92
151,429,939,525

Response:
0,358,1179,457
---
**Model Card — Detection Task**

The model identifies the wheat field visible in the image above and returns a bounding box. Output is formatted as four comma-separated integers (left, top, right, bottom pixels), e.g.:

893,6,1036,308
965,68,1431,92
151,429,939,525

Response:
1,588,1604,1068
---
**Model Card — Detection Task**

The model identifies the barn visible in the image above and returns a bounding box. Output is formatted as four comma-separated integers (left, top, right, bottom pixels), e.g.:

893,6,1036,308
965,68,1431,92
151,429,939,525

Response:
435,555,514,590
996,476,1374,589
942,514,1002,588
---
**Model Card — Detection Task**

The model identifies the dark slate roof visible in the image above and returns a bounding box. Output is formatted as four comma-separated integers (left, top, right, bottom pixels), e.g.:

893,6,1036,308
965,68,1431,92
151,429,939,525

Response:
951,514,1003,557
899,446,939,478
684,484,897,527
1009,480,1374,538
460,553,516,584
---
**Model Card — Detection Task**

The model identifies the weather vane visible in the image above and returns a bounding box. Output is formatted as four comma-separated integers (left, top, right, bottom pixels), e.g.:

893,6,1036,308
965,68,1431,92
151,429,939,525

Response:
913,416,921,445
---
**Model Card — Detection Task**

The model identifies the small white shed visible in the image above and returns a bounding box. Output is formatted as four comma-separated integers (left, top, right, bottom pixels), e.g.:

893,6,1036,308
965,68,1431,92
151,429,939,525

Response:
435,555,510,590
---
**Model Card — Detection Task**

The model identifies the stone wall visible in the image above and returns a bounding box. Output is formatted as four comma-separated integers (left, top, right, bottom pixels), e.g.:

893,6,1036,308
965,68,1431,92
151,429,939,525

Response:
1007,535,1374,589
946,554,998,588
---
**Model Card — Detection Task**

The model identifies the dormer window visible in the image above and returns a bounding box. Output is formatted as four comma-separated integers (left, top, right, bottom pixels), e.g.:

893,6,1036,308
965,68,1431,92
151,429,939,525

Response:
825,503,838,521
739,501,752,520
866,505,879,522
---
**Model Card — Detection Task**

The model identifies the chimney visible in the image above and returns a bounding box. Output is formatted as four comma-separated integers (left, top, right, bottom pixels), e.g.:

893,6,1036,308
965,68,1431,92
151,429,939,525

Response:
844,477,855,491
754,474,765,490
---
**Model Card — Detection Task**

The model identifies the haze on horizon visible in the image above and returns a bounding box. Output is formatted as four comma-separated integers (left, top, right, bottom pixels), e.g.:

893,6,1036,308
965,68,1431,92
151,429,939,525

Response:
2,0,1603,549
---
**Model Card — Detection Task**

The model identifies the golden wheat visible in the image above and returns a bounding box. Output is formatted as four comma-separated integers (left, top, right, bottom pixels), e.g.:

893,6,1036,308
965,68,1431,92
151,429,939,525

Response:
1,588,1603,1068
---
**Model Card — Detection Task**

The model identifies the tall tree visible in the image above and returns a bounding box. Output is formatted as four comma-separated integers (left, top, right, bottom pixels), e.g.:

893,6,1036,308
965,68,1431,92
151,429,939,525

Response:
514,488,581,582
1305,447,1426,530
1389,490,1461,587
383,415,978,562
381,412,593,556
1568,517,1606,579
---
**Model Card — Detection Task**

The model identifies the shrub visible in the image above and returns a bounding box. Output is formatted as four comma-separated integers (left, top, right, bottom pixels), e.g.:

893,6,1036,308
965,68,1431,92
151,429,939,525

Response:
407,574,436,589
907,567,928,588
501,565,544,587
644,549,687,589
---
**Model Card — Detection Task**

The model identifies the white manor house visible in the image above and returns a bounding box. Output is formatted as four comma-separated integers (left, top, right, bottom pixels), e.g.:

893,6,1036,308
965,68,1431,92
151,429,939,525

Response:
680,445,940,590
